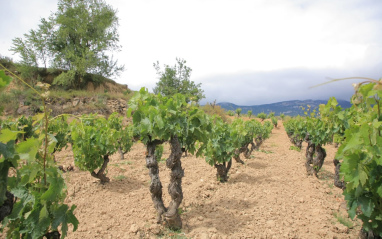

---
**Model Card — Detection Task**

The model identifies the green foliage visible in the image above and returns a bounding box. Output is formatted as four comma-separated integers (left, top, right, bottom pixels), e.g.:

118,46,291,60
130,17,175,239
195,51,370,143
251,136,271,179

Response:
1,115,78,238
289,145,301,152
280,113,285,120
153,58,205,103
203,117,235,166
227,110,234,116
247,110,252,118
11,0,124,89
235,108,242,117
0,71,12,90
271,117,278,128
200,104,228,122
283,116,307,142
70,113,132,177
336,81,382,236
128,88,210,155
48,115,70,153
257,112,267,121
155,145,164,162
268,112,275,118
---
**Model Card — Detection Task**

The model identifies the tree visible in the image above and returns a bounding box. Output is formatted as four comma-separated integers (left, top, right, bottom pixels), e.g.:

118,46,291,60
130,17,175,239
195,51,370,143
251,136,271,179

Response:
11,0,124,89
247,110,252,118
235,108,242,117
153,58,205,103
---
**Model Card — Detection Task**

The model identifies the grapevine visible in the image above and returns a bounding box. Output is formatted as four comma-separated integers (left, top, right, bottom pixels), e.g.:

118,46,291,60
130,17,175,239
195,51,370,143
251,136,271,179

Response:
0,68,78,239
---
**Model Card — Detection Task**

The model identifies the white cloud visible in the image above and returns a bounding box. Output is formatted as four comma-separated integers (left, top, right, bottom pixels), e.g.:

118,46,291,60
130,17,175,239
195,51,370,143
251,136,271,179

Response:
1,0,381,105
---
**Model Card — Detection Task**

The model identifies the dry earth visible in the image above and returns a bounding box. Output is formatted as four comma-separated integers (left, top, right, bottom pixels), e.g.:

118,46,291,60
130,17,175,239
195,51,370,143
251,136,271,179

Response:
14,121,362,238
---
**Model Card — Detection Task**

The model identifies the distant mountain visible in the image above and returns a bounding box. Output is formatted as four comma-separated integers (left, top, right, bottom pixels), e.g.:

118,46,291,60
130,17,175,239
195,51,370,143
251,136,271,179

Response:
217,99,352,116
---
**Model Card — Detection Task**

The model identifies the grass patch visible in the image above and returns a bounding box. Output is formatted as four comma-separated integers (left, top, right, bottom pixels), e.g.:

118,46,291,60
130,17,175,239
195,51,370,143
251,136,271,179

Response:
258,149,273,154
158,228,189,239
333,212,354,228
113,175,126,181
289,145,301,152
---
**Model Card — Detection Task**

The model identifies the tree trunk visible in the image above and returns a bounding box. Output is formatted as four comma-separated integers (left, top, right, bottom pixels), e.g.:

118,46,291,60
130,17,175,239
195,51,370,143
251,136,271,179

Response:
0,191,14,222
165,136,184,230
214,160,232,183
305,141,315,176
145,140,166,224
333,159,345,190
312,144,326,177
91,155,110,183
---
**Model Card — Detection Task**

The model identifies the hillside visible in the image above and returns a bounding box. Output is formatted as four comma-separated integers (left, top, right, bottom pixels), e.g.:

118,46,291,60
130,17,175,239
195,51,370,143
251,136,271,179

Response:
218,99,352,116
0,59,134,116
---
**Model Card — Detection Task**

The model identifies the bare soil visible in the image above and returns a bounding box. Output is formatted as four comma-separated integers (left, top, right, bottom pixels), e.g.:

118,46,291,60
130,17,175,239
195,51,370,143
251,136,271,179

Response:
40,121,362,238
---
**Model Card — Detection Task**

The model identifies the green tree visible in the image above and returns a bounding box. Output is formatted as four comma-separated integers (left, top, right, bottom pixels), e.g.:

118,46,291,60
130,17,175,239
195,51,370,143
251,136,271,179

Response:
247,110,252,118
153,58,205,103
235,108,242,117
11,0,124,89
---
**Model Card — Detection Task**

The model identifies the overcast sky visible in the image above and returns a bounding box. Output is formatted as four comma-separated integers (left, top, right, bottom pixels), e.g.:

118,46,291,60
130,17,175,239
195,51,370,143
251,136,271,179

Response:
1,0,382,105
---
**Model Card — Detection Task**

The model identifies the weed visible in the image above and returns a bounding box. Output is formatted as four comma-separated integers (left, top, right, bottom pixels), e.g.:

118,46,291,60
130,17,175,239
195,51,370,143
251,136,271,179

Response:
158,228,189,239
113,175,126,181
289,145,301,152
333,212,354,228
258,149,273,154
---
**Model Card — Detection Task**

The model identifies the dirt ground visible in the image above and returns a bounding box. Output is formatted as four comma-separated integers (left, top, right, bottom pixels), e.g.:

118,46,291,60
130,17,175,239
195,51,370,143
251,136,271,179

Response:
51,121,360,238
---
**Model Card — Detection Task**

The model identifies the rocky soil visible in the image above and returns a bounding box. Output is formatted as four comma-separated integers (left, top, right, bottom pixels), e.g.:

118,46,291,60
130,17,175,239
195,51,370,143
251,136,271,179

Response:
30,121,361,238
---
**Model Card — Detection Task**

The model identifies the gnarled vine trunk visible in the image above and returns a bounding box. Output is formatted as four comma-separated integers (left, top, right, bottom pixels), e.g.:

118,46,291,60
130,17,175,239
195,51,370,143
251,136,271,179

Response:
294,137,303,149
359,228,382,239
255,137,263,150
214,159,232,182
312,144,326,177
333,159,345,190
165,136,184,230
233,148,245,164
145,140,166,224
91,155,110,183
0,191,14,222
244,142,255,159
305,141,315,176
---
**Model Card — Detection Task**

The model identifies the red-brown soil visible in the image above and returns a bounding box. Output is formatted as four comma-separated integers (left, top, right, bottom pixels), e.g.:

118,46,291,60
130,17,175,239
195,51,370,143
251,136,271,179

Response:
41,121,360,238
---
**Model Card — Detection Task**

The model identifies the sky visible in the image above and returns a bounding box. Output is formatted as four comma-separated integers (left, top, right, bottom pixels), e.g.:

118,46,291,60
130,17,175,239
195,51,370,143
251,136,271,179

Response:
1,0,382,105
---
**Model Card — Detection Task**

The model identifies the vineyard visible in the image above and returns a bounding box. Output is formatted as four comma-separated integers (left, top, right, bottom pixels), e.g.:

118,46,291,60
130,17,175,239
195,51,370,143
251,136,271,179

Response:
1,68,382,238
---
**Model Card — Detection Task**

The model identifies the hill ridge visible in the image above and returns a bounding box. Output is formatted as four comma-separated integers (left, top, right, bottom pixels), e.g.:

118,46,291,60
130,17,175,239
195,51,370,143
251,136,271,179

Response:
217,99,351,116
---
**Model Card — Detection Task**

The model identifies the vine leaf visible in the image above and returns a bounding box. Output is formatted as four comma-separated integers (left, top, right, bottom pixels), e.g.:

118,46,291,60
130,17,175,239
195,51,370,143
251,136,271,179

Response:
16,137,40,161
52,204,79,238
0,129,21,143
